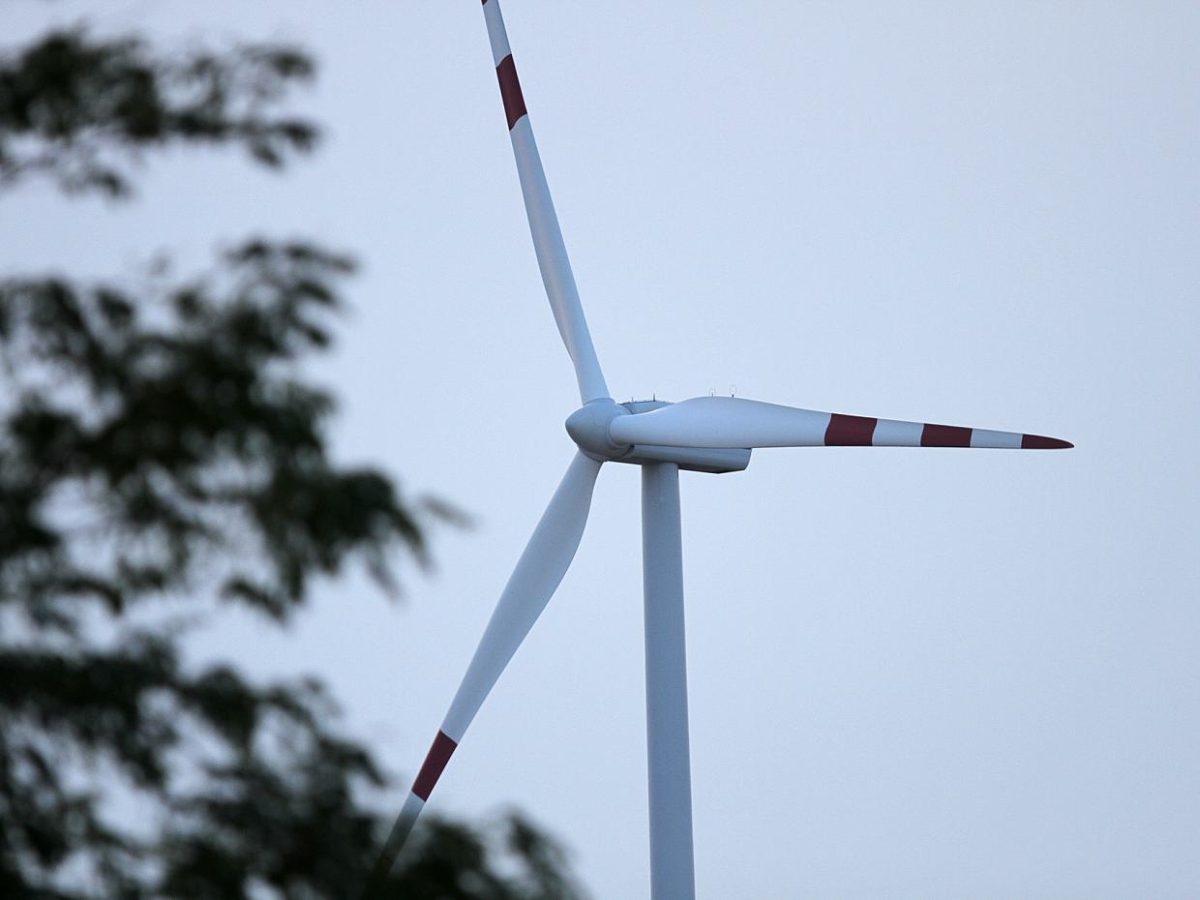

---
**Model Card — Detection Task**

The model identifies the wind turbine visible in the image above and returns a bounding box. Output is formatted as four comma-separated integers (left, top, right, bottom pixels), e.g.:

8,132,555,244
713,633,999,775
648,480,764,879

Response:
367,1,1071,896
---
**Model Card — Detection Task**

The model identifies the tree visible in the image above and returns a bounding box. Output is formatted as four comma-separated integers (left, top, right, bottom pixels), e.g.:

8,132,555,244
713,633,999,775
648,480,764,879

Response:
0,26,587,900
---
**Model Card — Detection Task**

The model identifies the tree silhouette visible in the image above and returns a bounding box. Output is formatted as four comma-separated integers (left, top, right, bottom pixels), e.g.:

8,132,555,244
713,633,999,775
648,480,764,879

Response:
0,26,586,900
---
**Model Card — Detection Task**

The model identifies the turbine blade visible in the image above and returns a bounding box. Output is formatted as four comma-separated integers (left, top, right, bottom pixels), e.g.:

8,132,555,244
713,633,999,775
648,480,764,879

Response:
363,452,602,894
480,0,610,404
609,396,1072,450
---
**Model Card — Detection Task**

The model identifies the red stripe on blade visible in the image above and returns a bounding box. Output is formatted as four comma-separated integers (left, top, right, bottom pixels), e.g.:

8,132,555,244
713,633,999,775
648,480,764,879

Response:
412,730,458,801
921,423,972,447
1021,434,1073,449
496,55,527,130
825,413,878,446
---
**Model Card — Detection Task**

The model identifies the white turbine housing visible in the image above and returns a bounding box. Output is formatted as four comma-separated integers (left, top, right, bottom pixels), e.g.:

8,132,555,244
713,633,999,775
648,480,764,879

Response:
566,399,754,473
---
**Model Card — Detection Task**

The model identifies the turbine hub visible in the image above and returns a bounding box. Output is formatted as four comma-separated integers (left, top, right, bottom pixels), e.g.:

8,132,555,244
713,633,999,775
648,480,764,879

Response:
565,399,631,461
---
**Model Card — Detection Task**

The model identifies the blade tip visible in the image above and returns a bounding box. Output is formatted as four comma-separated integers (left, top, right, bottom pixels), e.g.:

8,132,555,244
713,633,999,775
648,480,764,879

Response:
1021,434,1073,450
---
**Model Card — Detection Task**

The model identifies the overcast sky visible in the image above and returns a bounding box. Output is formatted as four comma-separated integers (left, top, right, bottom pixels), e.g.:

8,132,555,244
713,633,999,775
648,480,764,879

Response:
6,2,1200,897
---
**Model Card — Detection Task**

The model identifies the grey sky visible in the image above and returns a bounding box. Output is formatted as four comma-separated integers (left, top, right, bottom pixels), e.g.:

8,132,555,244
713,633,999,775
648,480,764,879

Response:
6,2,1199,897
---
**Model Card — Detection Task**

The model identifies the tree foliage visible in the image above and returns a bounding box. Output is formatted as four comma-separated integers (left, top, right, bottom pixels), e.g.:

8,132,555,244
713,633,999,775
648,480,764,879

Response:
0,29,316,197
0,26,586,900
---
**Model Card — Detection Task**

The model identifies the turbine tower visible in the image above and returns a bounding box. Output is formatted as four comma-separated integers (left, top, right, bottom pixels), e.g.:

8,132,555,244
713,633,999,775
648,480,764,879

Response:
367,2,1071,896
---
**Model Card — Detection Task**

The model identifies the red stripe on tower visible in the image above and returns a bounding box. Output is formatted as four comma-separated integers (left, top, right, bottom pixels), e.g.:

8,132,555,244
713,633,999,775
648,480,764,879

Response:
1021,434,1073,449
824,413,878,446
921,423,972,447
411,730,458,801
496,55,527,130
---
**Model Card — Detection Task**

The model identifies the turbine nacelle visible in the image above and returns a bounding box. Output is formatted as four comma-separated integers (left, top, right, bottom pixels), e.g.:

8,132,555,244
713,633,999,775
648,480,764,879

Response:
565,399,754,474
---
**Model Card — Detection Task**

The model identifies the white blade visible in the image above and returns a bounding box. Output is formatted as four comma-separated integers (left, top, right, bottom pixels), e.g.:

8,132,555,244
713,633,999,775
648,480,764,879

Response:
609,396,1073,450
365,452,602,891
440,451,601,740
481,0,609,403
